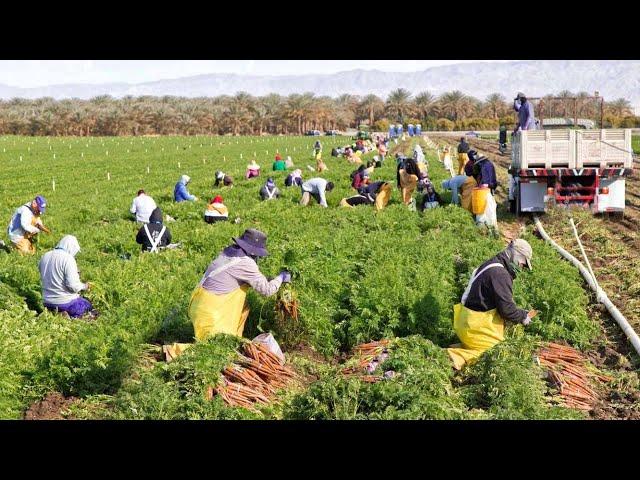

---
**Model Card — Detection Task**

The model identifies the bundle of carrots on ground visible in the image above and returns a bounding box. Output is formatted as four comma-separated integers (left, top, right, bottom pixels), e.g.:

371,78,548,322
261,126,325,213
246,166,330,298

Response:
341,339,392,383
537,342,611,411
207,341,297,410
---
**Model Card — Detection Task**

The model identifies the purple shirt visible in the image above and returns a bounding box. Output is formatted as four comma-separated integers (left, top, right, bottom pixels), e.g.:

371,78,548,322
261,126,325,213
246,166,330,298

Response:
199,252,282,296
514,100,535,130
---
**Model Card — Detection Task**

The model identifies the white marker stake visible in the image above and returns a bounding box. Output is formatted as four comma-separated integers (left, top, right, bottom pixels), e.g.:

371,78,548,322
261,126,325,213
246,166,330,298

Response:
178,162,181,168
106,150,109,156
107,172,111,181
81,152,84,158
20,156,22,161
240,153,243,159
203,158,206,164
147,166,150,174
53,153,56,159
223,156,226,161
52,179,56,191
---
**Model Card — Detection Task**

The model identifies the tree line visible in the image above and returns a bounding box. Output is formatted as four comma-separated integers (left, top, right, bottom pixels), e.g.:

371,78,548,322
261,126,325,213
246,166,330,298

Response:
0,89,636,136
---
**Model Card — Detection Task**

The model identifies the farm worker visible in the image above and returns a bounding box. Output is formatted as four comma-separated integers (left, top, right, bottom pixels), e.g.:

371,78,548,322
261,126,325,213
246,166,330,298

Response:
340,181,392,210
39,235,95,318
214,171,233,188
285,155,295,169
447,239,537,370
174,175,198,202
316,157,328,173
457,137,470,175
464,150,477,177
136,207,172,252
398,157,421,205
377,142,387,166
473,154,498,194
285,169,303,187
204,196,229,223
300,178,335,208
260,177,281,201
130,189,157,223
7,195,51,255
245,160,261,179
441,175,476,212
418,182,443,211
350,165,370,190
513,92,536,132
163,229,291,360
442,146,455,177
313,140,322,159
273,155,287,171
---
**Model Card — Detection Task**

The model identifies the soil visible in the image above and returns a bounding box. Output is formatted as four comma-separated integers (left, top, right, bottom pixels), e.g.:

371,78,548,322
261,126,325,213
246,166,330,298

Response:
24,392,77,420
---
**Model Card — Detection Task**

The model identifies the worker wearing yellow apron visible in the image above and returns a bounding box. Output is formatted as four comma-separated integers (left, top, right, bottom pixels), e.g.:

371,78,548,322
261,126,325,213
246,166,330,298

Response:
163,229,290,361
457,137,470,175
447,239,537,370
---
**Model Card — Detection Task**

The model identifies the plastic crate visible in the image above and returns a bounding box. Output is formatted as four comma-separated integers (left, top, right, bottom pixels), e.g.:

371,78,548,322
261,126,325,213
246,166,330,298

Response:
511,130,575,169
575,129,633,169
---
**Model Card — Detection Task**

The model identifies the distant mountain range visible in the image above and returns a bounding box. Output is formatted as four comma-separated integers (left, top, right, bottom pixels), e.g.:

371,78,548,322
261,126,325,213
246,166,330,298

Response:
1,60,639,112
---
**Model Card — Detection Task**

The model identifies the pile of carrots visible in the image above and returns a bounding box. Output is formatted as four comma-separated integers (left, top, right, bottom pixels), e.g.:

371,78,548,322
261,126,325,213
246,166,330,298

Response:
207,341,297,410
538,342,611,411
341,339,392,384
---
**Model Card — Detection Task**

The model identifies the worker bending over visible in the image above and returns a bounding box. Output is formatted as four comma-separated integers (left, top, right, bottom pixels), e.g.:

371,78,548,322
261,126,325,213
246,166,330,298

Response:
7,195,50,255
163,229,290,360
447,239,537,370
174,175,198,202
300,178,334,208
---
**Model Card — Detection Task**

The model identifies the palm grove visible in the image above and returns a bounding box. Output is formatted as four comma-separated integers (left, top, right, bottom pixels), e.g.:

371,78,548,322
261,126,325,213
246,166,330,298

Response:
0,89,636,136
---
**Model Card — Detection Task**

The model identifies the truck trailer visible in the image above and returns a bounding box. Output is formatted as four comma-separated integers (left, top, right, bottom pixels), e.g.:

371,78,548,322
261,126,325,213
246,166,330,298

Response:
508,128,634,215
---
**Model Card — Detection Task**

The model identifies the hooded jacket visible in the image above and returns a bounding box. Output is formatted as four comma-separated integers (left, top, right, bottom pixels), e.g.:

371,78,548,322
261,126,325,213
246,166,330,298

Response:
174,175,196,202
463,251,529,324
39,235,87,305
136,207,172,251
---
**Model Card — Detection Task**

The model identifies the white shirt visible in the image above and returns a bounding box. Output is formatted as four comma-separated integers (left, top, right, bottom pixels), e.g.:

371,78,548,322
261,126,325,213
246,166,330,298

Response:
8,204,42,243
130,194,157,223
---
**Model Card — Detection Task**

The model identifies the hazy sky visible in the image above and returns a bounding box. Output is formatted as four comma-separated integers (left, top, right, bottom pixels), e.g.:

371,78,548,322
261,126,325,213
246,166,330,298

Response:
0,60,514,88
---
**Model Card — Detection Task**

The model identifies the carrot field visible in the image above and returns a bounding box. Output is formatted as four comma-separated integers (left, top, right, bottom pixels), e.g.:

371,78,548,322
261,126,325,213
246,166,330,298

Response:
1,134,637,420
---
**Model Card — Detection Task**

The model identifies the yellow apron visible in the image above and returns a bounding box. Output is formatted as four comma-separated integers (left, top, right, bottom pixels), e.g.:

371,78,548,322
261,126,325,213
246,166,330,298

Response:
447,262,506,370
460,176,476,213
189,284,251,341
163,258,251,361
374,183,392,211
399,170,418,205
458,153,469,175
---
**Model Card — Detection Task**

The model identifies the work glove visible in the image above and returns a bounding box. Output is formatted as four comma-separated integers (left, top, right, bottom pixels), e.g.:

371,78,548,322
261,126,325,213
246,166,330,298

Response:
523,309,537,326
279,270,292,283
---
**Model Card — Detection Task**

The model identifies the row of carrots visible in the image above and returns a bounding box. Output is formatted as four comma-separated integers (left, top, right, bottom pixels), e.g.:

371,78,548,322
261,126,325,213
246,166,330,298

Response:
207,341,298,410
341,339,392,383
538,342,611,411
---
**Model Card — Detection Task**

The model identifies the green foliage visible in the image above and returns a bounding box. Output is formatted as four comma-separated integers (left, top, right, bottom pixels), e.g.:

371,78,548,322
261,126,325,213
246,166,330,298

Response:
284,336,472,420
0,134,604,419
462,335,584,419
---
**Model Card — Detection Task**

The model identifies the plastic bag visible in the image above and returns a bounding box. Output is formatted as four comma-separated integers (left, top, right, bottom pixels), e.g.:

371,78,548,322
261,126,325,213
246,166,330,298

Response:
252,333,285,365
475,192,497,228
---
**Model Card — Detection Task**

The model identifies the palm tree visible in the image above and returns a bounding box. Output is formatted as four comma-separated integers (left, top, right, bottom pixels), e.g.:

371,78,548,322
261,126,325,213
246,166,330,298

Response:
438,90,472,121
484,93,508,119
414,91,437,120
606,98,633,117
358,94,385,126
385,88,413,122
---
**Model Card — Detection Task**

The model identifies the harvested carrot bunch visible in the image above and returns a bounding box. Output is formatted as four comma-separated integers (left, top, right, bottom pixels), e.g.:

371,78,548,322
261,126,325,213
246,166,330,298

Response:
341,339,393,383
537,342,612,412
207,341,298,410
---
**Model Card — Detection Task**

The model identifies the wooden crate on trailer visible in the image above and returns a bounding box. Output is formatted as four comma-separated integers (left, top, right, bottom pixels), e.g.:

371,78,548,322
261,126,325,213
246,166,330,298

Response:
575,129,633,169
511,130,576,169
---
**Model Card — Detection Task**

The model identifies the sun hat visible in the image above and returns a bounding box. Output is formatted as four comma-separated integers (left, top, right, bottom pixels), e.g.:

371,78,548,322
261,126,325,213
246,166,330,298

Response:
232,228,269,257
